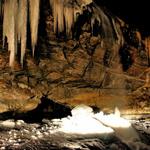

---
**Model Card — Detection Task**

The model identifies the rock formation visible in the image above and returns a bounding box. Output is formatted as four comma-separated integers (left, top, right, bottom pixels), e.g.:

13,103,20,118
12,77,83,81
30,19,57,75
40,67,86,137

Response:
0,0,149,115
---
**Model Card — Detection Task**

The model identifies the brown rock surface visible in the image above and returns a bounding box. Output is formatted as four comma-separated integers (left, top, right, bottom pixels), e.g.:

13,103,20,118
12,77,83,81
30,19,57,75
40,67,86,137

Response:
0,1,149,115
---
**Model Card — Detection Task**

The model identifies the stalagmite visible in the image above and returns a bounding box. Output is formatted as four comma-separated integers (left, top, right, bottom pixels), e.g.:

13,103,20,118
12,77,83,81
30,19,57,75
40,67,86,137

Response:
29,0,40,56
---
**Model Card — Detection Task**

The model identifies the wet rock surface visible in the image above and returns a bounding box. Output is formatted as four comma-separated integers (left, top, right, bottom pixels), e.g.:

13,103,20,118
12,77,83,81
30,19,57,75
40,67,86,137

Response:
0,118,149,150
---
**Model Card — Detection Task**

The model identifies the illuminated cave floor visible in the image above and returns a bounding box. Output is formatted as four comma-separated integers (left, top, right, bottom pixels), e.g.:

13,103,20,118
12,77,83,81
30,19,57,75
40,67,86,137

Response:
0,117,149,150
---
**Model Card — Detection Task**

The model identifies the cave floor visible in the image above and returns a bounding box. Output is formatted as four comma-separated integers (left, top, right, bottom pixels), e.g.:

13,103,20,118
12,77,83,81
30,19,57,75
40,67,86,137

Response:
0,116,149,150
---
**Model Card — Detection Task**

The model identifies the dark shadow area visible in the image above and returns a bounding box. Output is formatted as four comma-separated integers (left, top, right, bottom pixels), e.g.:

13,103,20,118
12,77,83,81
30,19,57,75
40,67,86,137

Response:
94,0,150,37
34,0,49,62
0,97,71,123
73,5,93,40
92,19,102,37
119,44,134,71
103,49,112,67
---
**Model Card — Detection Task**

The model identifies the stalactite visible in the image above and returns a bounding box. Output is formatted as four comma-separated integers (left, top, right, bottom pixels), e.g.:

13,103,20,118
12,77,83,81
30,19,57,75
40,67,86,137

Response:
2,0,8,46
1,0,123,68
29,0,40,56
51,0,64,33
18,0,27,65
2,0,40,67
64,5,74,36
49,0,93,35
3,0,18,67
49,0,120,47
50,0,75,35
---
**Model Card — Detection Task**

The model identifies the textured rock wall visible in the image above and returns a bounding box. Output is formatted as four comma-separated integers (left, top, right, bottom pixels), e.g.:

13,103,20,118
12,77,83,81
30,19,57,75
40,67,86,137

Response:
0,1,149,114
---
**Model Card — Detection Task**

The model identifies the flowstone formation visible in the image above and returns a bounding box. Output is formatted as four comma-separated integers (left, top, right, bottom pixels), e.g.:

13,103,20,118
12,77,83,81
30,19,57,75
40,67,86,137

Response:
0,0,149,115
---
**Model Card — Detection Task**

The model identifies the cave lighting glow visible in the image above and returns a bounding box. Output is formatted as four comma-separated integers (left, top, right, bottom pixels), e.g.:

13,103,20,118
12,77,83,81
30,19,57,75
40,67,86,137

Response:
94,107,131,128
51,105,131,134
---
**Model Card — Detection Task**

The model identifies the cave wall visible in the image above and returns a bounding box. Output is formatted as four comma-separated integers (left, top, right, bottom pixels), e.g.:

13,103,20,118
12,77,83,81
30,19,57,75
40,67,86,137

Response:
0,0,149,114
94,0,150,36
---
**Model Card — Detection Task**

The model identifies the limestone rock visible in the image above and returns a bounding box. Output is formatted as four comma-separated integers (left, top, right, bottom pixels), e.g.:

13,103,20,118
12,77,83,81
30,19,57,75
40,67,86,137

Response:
0,0,149,115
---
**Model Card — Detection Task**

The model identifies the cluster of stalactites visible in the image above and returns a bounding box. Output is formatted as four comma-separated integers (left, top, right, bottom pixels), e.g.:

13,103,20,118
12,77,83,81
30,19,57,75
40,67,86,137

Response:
0,0,124,68
1,0,94,68
49,0,93,37
2,0,40,68
49,0,123,48
50,0,75,37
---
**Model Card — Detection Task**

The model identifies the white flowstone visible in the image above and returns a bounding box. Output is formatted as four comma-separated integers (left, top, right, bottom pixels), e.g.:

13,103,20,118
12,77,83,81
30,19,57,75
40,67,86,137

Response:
31,135,38,140
43,132,49,136
16,120,25,126
23,129,30,134
37,134,43,139
36,131,41,135
0,120,15,128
